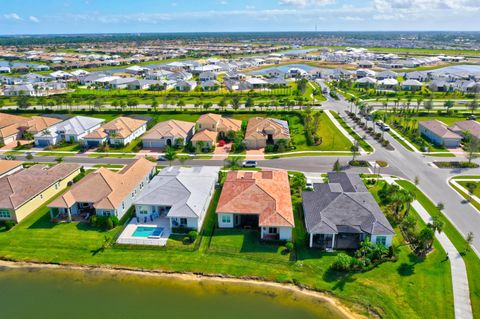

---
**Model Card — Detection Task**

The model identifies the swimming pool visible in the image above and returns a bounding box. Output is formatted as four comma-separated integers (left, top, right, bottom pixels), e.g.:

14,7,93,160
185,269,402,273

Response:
132,226,164,238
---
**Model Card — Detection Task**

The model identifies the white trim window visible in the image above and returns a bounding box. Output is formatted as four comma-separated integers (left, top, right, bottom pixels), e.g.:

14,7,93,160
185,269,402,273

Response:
375,236,387,246
221,215,231,224
0,210,11,218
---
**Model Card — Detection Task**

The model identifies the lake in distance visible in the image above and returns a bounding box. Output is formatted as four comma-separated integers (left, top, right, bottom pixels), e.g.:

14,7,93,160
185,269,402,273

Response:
0,267,349,319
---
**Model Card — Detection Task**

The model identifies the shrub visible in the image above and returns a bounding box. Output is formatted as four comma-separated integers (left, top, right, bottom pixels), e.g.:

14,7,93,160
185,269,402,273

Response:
182,236,191,245
331,253,353,271
0,220,16,230
105,217,114,230
188,230,198,242
285,241,294,252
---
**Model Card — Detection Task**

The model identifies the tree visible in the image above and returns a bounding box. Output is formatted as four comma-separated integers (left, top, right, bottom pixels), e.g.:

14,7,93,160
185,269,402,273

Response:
225,156,241,169
436,202,444,211
94,98,103,110
469,98,478,115
203,102,213,110
465,137,480,164
245,97,254,108
350,142,359,161
466,232,474,252
424,99,434,113
231,96,241,110
164,146,177,166
443,100,454,113
429,215,444,234
16,95,31,109
127,99,138,110
177,100,185,111
333,159,342,172
151,99,159,111
218,98,227,110
466,182,477,201
418,227,435,253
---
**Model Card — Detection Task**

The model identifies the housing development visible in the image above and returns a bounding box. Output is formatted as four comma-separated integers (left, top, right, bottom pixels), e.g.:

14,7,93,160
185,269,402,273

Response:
1,3,480,319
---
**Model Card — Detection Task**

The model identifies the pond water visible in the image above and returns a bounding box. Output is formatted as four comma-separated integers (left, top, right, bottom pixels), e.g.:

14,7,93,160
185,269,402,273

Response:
430,64,480,74
0,267,349,319
0,60,40,68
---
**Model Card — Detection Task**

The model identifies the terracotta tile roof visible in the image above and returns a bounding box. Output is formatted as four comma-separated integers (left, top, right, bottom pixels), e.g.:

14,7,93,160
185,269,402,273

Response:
23,116,63,134
0,163,80,210
0,113,28,139
49,158,154,210
83,128,108,139
245,117,290,141
0,160,23,176
191,130,218,142
197,113,242,132
99,117,147,139
216,170,294,227
142,120,195,140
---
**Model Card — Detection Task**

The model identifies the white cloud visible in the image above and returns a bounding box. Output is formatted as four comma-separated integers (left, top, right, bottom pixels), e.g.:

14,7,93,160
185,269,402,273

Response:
3,13,22,21
279,0,335,7
342,16,364,21
29,16,40,23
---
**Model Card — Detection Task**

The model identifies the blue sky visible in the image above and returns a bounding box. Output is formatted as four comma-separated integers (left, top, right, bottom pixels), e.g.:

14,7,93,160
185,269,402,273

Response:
1,0,480,35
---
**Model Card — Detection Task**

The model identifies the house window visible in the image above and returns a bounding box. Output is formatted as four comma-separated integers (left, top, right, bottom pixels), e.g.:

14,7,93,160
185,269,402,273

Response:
54,182,59,190
180,218,187,226
221,215,231,224
268,227,278,234
376,236,387,246
122,202,125,210
103,211,111,217
0,210,11,218
39,194,43,200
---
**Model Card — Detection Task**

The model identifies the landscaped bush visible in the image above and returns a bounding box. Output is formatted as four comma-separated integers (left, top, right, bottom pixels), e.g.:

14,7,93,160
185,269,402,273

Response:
0,220,16,231
89,215,119,230
434,161,480,169
284,241,294,253
188,230,198,242
172,226,195,234
331,240,391,272
349,160,369,167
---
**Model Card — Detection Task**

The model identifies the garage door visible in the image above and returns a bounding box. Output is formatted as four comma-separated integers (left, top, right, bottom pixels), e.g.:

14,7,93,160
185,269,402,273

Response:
86,140,101,147
144,140,164,148
36,139,50,147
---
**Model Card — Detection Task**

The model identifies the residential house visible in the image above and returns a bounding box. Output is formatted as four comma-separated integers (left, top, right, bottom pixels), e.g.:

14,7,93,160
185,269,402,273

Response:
175,80,197,92
48,158,155,222
0,163,81,223
196,113,242,139
191,130,218,150
0,113,30,144
199,71,217,82
201,80,220,91
355,77,377,88
302,172,394,249
83,117,147,147
401,79,423,91
133,166,219,230
377,78,398,91
0,160,23,178
449,120,480,140
142,120,195,149
419,120,462,148
3,84,36,96
216,170,294,241
244,117,290,150
34,116,104,146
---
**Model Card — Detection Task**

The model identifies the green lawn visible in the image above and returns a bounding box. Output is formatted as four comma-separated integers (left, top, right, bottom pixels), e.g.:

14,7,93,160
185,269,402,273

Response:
397,180,480,318
0,175,456,318
449,180,480,213
330,111,373,152
457,181,480,198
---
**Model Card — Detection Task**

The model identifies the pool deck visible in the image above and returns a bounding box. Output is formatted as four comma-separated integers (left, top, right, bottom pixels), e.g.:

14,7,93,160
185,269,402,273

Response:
117,218,171,246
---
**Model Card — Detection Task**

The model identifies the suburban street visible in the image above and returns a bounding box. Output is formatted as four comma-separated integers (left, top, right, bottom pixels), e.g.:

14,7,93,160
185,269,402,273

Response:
11,97,480,255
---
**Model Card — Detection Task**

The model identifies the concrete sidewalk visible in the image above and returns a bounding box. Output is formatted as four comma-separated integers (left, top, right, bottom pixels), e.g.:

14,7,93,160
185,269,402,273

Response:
412,201,473,319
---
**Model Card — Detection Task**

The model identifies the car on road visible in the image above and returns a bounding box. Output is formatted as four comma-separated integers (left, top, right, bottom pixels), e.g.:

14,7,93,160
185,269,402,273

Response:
468,115,477,120
380,124,391,131
242,160,257,168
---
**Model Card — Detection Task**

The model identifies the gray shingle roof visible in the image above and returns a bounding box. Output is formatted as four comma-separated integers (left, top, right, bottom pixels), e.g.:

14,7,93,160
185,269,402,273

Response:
302,172,394,236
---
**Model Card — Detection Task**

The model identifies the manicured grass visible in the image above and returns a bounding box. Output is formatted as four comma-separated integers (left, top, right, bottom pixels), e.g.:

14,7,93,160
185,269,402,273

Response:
331,111,373,152
397,180,480,318
457,181,480,197
0,174,456,318
449,180,480,213
36,152,77,157
87,154,136,158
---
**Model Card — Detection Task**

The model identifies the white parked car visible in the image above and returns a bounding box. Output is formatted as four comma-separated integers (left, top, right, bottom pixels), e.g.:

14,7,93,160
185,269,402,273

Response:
242,160,257,168
305,179,314,190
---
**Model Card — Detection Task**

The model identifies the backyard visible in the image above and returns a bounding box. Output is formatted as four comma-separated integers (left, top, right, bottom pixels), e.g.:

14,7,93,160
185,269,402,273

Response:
0,173,456,319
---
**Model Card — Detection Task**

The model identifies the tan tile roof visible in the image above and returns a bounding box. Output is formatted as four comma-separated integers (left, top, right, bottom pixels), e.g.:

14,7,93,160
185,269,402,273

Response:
101,117,147,139
420,120,462,139
198,113,222,124
216,170,294,227
245,117,290,141
0,163,80,210
49,158,154,210
449,120,480,139
191,130,218,142
0,113,28,139
83,128,108,139
142,120,194,140
197,113,242,132
0,160,23,176
24,116,63,134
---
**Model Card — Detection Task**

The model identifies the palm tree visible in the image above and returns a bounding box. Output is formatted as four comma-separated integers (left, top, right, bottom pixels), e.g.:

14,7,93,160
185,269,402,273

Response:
416,97,423,115
350,142,359,161
164,146,177,166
